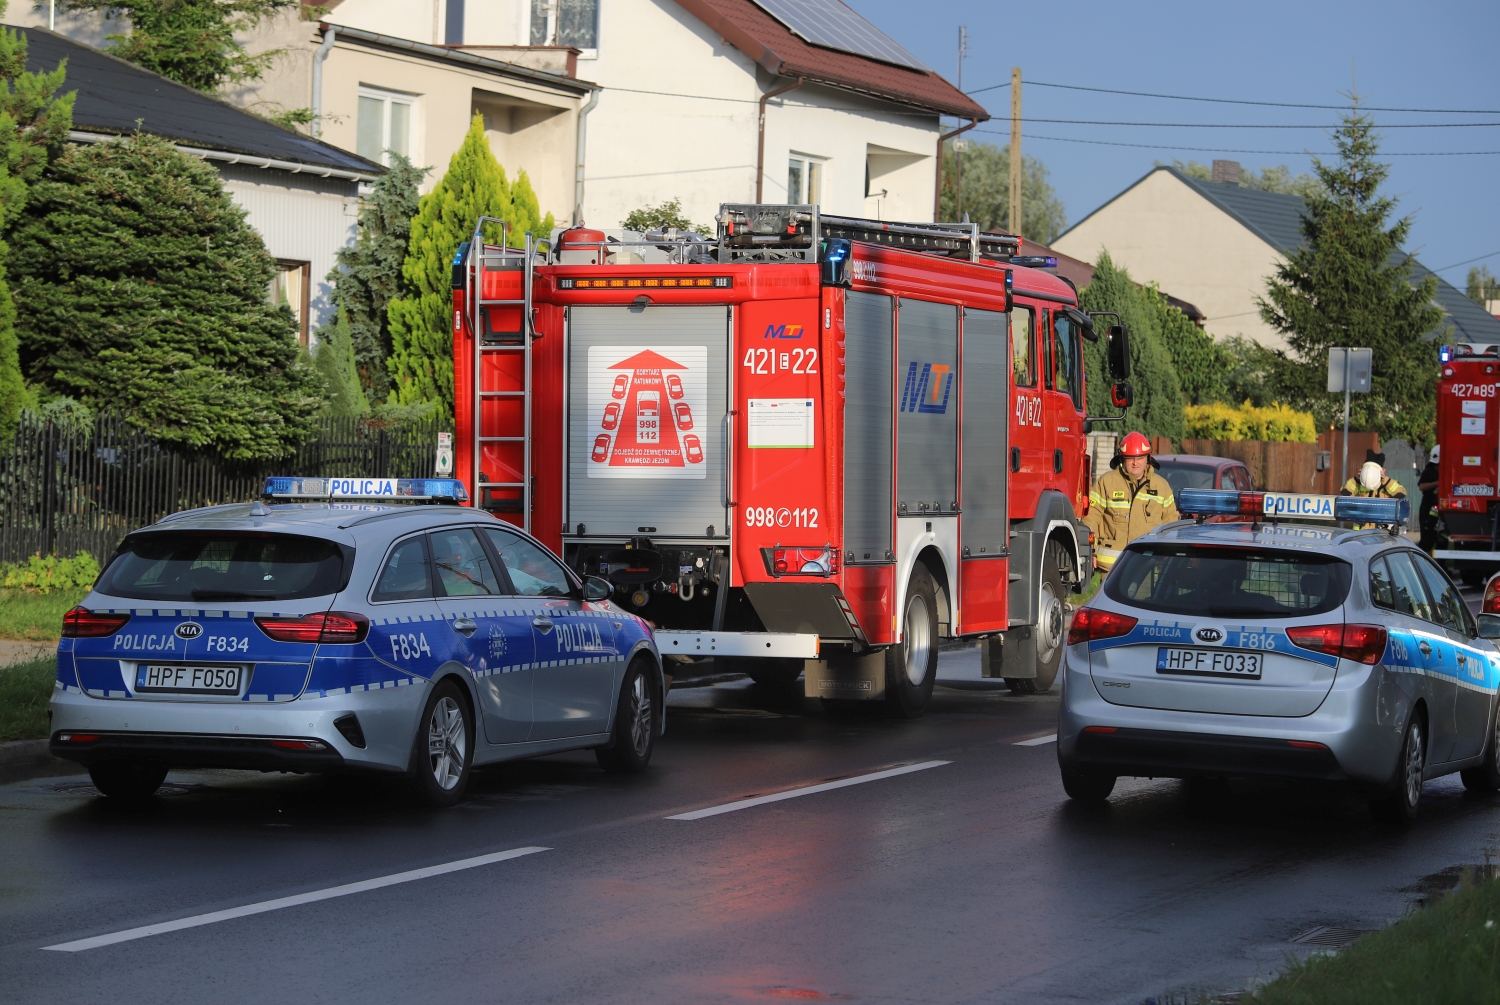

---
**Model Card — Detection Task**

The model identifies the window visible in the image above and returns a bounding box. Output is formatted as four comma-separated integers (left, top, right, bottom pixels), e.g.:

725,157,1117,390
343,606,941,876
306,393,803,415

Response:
530,0,598,52
1377,552,1435,622
1412,553,1474,635
483,529,572,597
1011,307,1035,387
429,529,500,597
356,88,414,166
1105,544,1352,618
1370,556,1396,610
788,155,823,204
1052,311,1082,410
97,533,345,602
270,260,311,347
371,537,434,603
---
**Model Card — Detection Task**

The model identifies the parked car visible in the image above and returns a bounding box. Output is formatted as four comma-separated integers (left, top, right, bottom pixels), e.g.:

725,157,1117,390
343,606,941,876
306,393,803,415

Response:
1154,454,1255,521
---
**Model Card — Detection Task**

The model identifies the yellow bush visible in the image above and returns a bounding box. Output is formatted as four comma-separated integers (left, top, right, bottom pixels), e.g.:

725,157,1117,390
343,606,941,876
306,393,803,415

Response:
1182,402,1316,443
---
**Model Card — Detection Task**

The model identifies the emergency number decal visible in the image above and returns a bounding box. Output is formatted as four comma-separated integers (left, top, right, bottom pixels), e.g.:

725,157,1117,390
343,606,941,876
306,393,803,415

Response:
1016,394,1043,427
587,345,707,479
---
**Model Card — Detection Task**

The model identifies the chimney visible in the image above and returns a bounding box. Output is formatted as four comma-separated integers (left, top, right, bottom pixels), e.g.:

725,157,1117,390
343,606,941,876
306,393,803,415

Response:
1211,160,1242,185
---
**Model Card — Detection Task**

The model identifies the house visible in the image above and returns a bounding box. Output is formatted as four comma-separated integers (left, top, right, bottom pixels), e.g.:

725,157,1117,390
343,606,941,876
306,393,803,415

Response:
230,0,985,228
5,22,385,343
1052,162,1500,350
1016,237,1205,325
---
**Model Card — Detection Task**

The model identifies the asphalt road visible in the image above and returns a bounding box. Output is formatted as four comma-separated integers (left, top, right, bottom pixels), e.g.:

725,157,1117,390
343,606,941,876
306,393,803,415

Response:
3,646,1500,1005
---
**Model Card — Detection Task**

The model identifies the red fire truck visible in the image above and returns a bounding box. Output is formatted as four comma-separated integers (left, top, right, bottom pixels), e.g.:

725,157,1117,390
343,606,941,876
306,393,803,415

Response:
1435,341,1500,582
450,205,1132,717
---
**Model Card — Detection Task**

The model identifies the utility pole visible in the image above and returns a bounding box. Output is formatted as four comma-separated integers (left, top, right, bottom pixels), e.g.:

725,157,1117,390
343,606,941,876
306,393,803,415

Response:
955,26,968,220
1009,67,1022,238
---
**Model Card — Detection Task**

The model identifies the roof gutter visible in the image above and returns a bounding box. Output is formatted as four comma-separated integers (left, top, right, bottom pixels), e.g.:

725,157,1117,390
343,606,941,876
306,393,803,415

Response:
573,87,600,225
934,118,977,220
311,25,337,138
68,130,381,183
323,23,599,95
756,77,803,203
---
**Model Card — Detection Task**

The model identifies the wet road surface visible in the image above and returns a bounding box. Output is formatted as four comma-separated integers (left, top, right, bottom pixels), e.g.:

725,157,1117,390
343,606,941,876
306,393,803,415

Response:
3,645,1499,1004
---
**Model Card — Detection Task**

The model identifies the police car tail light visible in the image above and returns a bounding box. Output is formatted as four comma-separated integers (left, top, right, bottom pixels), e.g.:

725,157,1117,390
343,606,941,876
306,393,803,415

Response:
255,612,370,644
61,608,130,638
1066,608,1137,646
1286,623,1386,665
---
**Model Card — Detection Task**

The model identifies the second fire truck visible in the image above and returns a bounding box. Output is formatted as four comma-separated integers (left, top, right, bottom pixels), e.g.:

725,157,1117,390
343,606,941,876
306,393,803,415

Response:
1436,341,1500,582
450,205,1132,717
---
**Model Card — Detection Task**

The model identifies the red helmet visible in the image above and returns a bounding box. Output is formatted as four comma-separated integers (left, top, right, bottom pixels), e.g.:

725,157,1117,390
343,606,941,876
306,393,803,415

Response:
1118,431,1152,457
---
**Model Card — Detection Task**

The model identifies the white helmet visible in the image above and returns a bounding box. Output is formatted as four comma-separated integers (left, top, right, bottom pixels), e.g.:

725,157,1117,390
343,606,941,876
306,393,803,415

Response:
1430,445,1440,464
1359,461,1383,491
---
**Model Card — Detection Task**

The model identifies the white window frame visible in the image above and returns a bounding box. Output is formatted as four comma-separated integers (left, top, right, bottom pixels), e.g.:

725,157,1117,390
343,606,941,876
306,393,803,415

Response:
787,153,826,206
530,0,600,59
356,86,419,167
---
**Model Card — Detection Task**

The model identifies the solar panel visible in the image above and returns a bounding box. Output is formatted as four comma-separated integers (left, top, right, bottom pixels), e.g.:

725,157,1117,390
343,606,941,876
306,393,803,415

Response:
751,0,929,71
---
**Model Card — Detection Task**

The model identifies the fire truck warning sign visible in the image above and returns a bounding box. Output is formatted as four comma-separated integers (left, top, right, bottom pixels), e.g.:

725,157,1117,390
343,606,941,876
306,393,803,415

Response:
587,346,707,478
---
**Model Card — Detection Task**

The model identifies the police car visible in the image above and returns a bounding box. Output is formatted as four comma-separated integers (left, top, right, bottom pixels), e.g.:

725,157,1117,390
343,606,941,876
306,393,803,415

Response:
49,477,663,806
1059,489,1500,822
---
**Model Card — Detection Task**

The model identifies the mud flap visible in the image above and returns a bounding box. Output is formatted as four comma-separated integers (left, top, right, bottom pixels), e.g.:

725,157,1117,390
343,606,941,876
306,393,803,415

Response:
996,625,1037,680
804,651,886,700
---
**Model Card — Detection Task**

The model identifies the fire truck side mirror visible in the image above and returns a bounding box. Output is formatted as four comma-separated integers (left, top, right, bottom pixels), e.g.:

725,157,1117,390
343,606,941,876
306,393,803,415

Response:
1107,324,1131,380
1110,381,1134,409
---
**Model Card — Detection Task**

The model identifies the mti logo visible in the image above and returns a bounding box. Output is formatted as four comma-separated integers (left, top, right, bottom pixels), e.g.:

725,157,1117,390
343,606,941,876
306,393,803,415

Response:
763,323,804,340
900,362,953,414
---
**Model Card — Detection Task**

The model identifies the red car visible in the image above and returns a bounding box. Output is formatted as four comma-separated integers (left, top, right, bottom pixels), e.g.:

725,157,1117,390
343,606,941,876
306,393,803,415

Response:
611,374,629,399
673,402,693,430
601,401,620,430
592,433,611,462
1153,454,1255,520
666,374,684,399
683,434,703,463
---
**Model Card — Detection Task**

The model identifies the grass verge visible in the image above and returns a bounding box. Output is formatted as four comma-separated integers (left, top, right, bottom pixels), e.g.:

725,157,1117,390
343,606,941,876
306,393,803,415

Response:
0,656,54,743
0,587,86,640
1245,873,1500,1005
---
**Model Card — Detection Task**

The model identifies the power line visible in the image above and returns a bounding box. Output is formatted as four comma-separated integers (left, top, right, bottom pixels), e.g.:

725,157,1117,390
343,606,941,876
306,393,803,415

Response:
966,78,1500,115
973,127,1500,157
1431,250,1500,273
1021,118,1500,129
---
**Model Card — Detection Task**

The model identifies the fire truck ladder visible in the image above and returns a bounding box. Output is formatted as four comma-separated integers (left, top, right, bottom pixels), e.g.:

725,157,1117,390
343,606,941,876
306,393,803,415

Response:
468,218,543,533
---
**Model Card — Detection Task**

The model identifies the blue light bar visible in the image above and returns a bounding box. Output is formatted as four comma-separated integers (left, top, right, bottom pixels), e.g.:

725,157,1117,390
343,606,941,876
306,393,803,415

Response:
1176,489,1243,516
1334,496,1409,526
1009,255,1058,268
263,477,469,502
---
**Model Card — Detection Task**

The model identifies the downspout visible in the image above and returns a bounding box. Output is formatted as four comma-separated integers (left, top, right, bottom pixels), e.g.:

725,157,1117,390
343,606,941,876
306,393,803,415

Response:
756,77,803,202
933,118,977,220
311,25,338,138
573,87,600,225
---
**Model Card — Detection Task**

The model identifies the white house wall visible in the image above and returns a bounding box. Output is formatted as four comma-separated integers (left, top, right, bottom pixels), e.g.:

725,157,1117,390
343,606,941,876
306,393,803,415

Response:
217,164,360,335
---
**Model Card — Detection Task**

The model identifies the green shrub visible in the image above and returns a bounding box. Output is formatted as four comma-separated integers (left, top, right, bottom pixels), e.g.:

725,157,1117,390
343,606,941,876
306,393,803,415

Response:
0,656,54,742
1182,402,1316,443
1,551,100,594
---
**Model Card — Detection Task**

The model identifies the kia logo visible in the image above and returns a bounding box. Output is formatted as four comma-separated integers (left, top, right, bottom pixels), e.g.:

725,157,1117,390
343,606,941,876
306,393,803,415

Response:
175,622,204,640
1195,628,1223,643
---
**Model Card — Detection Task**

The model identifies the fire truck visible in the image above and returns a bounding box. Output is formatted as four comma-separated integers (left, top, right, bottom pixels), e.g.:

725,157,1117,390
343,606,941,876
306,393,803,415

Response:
1435,341,1500,582
450,205,1132,717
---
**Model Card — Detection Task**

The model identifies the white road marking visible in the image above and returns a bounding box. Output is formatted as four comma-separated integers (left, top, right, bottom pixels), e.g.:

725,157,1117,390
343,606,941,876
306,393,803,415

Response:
666,761,950,821
1014,733,1058,746
43,846,550,952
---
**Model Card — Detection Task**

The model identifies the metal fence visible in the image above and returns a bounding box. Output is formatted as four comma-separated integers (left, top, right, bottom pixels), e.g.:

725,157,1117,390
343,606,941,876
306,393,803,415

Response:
0,415,444,564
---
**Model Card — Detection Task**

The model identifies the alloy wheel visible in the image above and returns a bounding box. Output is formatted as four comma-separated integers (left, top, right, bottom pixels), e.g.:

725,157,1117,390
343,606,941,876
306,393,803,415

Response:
628,673,653,757
428,696,466,791
1403,720,1425,808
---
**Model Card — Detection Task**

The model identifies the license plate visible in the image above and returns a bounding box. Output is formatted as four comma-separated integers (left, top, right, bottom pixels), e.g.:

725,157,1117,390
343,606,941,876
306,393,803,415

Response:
1156,647,1262,679
135,664,244,695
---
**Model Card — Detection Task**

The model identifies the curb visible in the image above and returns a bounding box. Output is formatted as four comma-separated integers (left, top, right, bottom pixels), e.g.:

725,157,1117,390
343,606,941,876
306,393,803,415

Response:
0,738,83,786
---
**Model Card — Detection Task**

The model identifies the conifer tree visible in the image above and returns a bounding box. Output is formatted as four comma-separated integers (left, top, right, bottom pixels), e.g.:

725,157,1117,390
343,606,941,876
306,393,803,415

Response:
327,153,426,402
0,25,73,441
11,133,322,459
314,306,368,418
387,114,555,417
1079,251,1185,441
1258,105,1445,443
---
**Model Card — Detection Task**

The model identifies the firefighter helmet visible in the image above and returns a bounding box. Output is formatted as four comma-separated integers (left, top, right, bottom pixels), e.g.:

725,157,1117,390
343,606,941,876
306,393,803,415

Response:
1110,431,1158,470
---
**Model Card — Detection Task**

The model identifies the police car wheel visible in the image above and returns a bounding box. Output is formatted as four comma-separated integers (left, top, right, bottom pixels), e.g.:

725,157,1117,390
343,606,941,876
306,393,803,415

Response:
1060,770,1115,803
884,567,938,719
596,657,657,774
410,681,472,807
88,762,169,800
1460,704,1500,793
1370,714,1425,824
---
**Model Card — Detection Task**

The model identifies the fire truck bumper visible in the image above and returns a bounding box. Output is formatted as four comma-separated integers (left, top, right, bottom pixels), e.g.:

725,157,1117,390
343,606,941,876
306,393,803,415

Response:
652,631,820,660
1433,550,1500,561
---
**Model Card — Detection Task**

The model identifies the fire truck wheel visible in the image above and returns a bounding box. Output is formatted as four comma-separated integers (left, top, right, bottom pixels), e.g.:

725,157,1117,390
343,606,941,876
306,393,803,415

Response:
885,567,939,719
1008,540,1069,694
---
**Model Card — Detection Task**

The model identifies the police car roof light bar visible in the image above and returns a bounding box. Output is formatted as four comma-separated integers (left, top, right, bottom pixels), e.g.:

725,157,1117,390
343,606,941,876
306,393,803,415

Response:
263,477,470,504
1176,489,1408,529
1334,495,1409,528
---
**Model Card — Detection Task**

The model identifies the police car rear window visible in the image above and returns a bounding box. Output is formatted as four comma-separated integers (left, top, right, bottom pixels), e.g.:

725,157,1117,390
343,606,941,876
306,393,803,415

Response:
98,533,346,602
1105,544,1351,619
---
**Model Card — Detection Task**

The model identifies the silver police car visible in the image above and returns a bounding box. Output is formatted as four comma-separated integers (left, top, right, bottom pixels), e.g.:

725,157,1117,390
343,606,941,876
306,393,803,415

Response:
1059,489,1500,822
49,477,663,806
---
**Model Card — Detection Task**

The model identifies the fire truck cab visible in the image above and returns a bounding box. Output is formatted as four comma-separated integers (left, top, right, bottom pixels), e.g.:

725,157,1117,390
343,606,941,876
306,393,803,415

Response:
451,205,1132,717
1436,342,1500,580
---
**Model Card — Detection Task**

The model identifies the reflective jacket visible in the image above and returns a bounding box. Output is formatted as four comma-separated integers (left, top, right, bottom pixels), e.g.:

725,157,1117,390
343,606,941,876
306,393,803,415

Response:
1340,475,1406,498
1084,466,1179,571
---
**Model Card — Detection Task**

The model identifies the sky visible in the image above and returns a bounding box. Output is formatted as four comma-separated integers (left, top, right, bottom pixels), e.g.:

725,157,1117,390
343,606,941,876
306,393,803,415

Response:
849,0,1500,288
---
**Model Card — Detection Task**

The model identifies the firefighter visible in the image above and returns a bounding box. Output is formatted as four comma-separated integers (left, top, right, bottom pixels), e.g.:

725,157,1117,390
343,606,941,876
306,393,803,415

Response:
1418,445,1440,553
1085,431,1179,573
1340,450,1407,499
